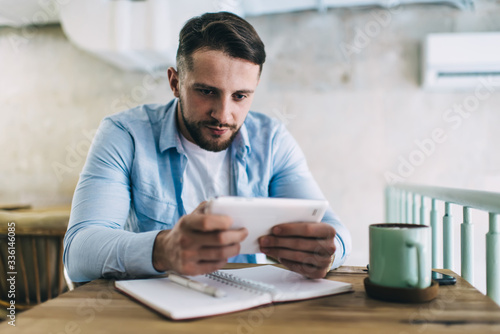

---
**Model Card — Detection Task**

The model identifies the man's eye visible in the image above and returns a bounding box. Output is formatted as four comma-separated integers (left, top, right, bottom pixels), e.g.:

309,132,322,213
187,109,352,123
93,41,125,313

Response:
233,94,246,100
199,89,214,95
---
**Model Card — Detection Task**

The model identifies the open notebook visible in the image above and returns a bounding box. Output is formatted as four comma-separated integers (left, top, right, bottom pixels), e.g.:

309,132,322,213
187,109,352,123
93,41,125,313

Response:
115,265,353,320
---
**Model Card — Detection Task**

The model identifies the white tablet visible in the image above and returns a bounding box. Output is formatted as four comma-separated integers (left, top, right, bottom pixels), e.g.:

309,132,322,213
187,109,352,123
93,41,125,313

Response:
205,196,329,254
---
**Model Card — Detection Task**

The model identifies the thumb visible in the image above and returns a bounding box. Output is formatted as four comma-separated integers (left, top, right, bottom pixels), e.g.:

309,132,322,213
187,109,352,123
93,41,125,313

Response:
192,201,208,215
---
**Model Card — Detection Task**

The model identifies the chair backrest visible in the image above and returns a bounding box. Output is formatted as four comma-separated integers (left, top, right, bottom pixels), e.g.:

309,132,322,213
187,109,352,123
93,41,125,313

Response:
0,209,70,310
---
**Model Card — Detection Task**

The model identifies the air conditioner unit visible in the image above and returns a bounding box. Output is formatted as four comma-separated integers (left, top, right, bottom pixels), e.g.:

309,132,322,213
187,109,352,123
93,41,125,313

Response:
422,32,500,90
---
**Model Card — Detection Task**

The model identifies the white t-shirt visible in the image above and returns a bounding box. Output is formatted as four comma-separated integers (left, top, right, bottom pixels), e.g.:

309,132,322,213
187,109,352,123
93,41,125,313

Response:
179,134,268,263
180,134,232,214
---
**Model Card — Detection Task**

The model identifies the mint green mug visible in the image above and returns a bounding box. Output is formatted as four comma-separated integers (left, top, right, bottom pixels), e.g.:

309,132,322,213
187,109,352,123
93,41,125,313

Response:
369,223,432,289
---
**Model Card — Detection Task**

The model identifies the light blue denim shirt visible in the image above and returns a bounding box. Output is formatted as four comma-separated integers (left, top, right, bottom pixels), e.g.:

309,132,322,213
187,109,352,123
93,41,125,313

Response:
64,99,351,282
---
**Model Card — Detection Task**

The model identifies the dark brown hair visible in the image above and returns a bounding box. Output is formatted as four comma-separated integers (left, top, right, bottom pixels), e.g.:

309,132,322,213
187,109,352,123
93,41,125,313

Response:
176,12,266,76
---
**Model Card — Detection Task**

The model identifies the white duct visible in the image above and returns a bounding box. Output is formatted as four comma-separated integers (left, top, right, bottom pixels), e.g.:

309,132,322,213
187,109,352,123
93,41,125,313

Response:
58,0,241,74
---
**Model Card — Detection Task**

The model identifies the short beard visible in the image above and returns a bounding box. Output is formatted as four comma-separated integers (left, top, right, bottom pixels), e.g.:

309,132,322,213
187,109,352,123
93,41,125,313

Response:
178,97,240,152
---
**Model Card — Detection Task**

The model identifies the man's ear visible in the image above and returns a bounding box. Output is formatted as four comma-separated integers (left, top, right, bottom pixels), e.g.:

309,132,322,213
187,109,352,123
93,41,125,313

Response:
167,67,180,98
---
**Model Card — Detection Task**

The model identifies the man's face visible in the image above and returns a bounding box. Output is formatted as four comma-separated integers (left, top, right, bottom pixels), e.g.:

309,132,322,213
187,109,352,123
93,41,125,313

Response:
168,49,261,152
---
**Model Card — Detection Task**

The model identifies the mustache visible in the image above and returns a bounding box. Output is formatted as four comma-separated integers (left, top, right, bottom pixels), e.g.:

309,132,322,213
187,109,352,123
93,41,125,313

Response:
200,120,237,130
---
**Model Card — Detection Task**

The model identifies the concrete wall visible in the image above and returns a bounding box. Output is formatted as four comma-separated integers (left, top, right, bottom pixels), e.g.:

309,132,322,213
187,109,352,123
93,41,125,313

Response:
1,1,499,291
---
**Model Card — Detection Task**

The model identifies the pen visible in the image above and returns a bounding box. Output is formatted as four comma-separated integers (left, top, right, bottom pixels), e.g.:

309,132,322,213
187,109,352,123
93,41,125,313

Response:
168,272,226,298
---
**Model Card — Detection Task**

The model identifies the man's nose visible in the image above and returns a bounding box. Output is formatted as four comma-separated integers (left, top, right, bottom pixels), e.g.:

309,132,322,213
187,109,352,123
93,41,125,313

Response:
210,96,232,125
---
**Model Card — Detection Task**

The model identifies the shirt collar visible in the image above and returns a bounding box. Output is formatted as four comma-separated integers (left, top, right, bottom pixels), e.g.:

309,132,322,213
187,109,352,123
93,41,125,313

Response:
233,117,251,159
159,98,251,157
159,99,183,154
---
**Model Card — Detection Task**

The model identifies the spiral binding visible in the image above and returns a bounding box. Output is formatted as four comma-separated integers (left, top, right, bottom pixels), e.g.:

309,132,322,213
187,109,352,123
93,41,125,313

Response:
205,271,276,295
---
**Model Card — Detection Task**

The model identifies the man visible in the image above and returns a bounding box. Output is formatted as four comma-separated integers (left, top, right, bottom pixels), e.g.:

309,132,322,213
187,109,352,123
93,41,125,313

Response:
64,12,351,282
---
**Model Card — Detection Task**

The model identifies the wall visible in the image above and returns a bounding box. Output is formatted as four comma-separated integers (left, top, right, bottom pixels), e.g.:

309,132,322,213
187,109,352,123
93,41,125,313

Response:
1,1,499,292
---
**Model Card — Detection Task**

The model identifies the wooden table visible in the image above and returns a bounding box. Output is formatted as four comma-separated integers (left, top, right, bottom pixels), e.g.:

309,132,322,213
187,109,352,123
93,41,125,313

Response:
2,265,500,333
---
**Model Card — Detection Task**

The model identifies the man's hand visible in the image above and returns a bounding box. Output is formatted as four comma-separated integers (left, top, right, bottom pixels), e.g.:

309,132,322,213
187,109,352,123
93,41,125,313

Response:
259,222,336,279
152,202,248,275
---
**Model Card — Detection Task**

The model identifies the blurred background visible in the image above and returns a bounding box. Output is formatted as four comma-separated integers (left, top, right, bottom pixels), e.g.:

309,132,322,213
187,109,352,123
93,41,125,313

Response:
1,0,499,294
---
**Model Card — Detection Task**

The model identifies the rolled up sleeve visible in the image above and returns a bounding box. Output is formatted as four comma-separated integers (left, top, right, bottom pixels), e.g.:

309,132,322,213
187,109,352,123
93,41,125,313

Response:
63,118,162,282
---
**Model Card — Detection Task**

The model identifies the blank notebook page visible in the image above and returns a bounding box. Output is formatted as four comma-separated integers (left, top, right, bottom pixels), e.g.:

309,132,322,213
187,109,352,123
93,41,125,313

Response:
221,265,353,302
115,265,352,320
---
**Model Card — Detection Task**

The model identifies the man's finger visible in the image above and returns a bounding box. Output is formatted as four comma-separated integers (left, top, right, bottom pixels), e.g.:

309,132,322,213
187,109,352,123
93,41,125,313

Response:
193,228,248,247
271,222,336,239
191,201,208,215
182,214,234,232
259,235,335,256
198,243,241,261
260,247,332,268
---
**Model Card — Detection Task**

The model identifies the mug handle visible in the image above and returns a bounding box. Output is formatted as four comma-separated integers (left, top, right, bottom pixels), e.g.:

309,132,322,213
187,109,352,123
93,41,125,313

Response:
405,240,426,289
